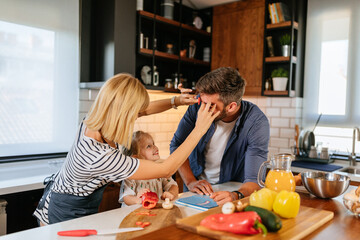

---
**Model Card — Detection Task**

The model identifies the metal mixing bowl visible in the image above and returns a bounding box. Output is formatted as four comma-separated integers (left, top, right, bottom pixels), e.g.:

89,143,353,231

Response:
301,171,350,198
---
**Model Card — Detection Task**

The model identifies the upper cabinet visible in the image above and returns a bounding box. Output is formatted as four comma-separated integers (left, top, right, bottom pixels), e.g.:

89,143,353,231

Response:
212,0,265,96
136,0,212,91
80,0,137,83
262,0,307,97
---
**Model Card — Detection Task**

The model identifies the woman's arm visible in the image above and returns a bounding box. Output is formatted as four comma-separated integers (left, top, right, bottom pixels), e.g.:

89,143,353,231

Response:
138,85,197,117
129,102,219,180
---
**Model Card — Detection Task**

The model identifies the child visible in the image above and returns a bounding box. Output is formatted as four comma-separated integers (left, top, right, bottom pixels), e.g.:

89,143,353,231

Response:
119,131,178,206
33,73,219,225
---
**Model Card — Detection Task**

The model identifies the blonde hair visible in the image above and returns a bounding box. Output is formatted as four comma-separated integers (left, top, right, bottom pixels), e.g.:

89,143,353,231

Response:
84,74,149,148
123,131,152,157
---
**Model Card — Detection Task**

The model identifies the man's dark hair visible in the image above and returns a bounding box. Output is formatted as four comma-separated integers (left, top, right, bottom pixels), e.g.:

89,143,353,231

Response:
195,67,246,106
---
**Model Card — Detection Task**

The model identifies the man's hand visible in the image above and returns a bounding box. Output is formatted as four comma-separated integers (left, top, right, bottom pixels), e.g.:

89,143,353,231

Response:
210,191,237,205
187,180,214,195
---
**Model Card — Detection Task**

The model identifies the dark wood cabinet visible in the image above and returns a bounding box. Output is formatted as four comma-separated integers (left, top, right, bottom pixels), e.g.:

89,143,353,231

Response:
262,0,307,97
212,0,265,96
136,0,212,91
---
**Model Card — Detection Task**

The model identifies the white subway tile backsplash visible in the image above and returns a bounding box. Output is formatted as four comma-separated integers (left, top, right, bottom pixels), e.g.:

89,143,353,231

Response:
271,98,291,107
89,89,100,101
280,128,295,138
271,118,290,128
257,97,271,108
291,97,303,108
279,148,293,154
147,123,162,132
270,127,280,137
79,89,90,101
79,100,94,112
270,137,289,148
266,108,281,117
268,147,280,157
281,108,296,118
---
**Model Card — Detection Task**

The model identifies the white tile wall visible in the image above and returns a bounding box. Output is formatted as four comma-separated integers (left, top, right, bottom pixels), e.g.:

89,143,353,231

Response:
79,90,303,159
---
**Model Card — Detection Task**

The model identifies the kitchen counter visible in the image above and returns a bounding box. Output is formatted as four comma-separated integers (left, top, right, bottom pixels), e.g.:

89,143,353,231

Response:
131,185,360,240
0,182,241,240
1,183,359,240
0,158,64,195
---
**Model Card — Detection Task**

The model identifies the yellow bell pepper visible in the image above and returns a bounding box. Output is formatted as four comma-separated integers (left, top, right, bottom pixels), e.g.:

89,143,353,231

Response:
249,188,278,211
272,190,300,218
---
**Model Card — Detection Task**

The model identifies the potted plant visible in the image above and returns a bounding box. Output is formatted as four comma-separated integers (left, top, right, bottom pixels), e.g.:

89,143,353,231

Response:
279,34,291,57
271,67,289,91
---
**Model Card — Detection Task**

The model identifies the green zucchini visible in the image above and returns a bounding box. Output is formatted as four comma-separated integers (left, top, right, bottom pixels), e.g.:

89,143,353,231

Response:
245,205,282,232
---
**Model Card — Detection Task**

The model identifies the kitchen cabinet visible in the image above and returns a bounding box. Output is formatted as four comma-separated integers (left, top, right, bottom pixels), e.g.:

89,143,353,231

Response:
80,0,137,82
212,0,265,96
262,0,307,97
136,0,212,91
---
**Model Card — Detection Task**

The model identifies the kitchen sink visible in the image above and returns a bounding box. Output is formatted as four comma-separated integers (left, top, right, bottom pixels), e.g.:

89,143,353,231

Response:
338,167,360,175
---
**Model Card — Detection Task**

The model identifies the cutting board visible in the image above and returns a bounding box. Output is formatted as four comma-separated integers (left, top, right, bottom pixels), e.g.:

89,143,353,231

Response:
116,203,182,240
176,197,334,240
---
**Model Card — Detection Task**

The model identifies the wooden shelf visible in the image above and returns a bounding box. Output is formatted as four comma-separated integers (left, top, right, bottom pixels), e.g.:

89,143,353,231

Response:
266,21,298,30
139,48,210,66
138,10,210,37
265,56,297,63
264,90,295,97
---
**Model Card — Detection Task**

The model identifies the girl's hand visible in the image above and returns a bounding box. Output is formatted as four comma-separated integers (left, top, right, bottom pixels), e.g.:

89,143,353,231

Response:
177,83,197,106
195,102,220,135
162,191,175,200
137,188,150,198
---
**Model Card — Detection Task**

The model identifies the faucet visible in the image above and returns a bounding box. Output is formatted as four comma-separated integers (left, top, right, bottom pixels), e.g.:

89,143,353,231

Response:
349,127,360,166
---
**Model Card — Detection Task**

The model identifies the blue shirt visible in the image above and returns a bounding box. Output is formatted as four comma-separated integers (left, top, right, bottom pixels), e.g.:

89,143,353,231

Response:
170,100,269,187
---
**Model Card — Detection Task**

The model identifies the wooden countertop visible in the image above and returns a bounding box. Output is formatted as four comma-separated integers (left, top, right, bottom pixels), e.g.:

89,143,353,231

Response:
132,186,360,240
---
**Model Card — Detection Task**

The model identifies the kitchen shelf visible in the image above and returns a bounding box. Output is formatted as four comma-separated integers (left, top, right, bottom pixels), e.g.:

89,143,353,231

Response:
265,56,297,63
266,21,298,30
138,10,211,37
264,90,295,97
261,0,307,97
139,48,210,66
136,2,212,90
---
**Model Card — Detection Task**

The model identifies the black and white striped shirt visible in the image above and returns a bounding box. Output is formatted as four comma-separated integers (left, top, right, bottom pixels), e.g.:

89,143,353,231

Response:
34,121,139,224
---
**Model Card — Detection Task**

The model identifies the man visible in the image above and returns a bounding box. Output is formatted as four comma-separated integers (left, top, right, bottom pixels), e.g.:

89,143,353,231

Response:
170,67,270,205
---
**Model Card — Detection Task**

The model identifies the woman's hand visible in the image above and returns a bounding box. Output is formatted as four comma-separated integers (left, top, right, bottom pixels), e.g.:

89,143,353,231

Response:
176,83,197,106
195,102,220,135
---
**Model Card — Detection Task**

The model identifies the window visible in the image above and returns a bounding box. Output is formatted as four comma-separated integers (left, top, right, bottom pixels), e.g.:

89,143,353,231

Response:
302,0,360,153
0,0,79,160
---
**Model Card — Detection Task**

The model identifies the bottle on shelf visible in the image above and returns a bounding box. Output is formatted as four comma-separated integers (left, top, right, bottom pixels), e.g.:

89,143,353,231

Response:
153,66,159,86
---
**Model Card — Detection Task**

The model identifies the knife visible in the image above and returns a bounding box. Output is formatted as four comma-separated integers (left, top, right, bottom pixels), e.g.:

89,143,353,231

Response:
57,227,143,237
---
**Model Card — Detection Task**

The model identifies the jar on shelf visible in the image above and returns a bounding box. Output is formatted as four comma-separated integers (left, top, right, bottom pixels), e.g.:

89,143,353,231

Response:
164,78,174,89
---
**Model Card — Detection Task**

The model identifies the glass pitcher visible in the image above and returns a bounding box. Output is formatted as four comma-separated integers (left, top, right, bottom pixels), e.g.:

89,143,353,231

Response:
257,153,296,192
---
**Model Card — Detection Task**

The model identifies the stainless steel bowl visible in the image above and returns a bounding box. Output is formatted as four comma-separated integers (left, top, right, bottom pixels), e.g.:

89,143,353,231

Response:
301,171,350,198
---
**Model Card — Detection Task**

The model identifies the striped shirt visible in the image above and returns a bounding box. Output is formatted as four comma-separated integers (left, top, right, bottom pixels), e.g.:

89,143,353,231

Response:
34,121,139,224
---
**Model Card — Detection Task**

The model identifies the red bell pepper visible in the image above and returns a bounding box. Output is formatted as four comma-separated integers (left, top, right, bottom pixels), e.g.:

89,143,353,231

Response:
141,191,159,209
200,211,267,236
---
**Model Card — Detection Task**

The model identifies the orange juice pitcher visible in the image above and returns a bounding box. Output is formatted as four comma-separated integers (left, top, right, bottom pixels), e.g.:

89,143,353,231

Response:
258,153,296,192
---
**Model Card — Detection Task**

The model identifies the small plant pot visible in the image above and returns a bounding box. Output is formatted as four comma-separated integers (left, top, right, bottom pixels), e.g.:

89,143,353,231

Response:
282,45,290,57
272,77,288,91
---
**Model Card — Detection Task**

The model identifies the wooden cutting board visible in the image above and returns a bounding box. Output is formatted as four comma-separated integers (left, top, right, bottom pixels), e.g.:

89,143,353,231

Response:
176,197,334,240
116,203,182,240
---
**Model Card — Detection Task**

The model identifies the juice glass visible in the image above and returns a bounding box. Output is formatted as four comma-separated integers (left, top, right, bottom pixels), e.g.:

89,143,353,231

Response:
258,153,296,192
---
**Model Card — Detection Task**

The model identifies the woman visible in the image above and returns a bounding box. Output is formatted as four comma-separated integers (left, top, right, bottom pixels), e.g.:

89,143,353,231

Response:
34,73,219,225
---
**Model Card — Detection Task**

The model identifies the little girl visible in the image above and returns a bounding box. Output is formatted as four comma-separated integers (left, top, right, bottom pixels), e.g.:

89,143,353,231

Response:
119,131,179,206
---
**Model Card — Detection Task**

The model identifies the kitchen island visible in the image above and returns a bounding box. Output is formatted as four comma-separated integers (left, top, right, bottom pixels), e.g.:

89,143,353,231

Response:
1,182,359,240
135,186,360,240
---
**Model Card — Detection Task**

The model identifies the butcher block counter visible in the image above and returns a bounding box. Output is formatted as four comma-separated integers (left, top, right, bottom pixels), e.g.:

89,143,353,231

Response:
0,183,359,240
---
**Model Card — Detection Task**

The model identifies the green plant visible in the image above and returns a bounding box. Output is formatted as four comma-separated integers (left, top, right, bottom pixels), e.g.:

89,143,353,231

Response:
271,68,289,78
279,34,291,46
